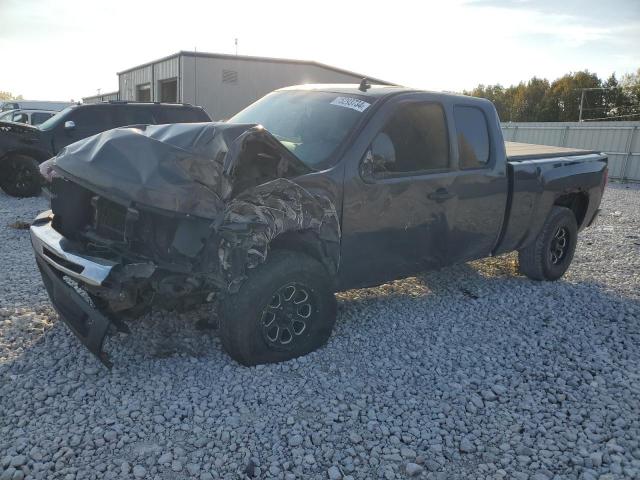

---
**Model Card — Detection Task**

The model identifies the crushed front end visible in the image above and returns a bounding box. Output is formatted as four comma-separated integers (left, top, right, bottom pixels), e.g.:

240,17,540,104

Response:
31,180,223,367
30,122,340,367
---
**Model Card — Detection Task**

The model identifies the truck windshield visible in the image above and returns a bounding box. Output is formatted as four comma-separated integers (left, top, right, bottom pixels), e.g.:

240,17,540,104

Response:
38,107,72,131
229,90,373,168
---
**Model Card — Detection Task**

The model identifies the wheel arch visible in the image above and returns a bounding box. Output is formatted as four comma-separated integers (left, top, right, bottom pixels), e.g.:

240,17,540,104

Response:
269,229,340,282
553,191,589,229
0,148,50,166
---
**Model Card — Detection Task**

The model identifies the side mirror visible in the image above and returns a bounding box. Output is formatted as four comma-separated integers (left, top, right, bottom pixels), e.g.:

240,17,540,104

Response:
361,132,396,178
64,120,76,131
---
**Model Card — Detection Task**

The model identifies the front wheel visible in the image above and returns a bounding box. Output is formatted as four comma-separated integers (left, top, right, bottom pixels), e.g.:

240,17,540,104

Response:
219,250,337,366
518,206,578,281
0,154,42,197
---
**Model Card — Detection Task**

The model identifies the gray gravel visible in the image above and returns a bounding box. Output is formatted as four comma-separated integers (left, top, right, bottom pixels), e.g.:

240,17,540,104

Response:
1,183,639,480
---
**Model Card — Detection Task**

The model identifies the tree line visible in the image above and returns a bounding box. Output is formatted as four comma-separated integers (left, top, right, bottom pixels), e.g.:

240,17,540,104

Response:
464,69,640,122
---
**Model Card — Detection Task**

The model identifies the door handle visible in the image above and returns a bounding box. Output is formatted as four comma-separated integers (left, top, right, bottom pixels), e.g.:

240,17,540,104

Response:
427,188,454,201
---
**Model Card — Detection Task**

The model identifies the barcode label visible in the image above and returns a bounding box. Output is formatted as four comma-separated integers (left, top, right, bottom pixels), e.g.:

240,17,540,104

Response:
330,96,370,112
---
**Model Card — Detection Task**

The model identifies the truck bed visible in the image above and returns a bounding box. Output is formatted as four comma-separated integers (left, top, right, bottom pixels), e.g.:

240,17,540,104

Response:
506,141,596,161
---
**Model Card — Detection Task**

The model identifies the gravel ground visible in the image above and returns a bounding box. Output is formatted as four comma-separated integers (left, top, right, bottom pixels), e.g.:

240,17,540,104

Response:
1,183,639,480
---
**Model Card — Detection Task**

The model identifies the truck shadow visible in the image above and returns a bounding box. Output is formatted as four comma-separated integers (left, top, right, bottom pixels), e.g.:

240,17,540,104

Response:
2,251,638,374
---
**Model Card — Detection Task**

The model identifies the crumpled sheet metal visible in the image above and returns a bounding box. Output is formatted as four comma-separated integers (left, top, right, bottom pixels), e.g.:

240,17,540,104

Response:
53,122,341,292
218,177,340,291
54,122,250,218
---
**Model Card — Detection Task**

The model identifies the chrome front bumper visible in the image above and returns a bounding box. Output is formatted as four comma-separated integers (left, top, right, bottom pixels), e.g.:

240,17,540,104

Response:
30,210,117,287
31,210,116,368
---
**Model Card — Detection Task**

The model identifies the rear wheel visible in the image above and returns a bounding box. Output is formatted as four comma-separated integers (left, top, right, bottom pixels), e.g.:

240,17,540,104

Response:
0,154,42,197
219,250,337,366
518,206,578,281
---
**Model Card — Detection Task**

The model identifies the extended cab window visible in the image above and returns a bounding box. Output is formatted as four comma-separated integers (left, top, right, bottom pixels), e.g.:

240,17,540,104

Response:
375,102,449,175
454,106,490,169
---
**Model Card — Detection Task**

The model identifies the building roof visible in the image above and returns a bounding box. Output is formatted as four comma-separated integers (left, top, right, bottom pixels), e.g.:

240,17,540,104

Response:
117,51,395,86
82,91,119,101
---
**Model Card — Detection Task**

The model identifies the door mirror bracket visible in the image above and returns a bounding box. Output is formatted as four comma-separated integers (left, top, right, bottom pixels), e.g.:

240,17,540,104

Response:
361,132,396,179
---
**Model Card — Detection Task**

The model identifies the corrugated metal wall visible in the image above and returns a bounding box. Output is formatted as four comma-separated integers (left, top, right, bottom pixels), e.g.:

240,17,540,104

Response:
118,56,181,103
181,55,374,120
119,66,152,101
502,122,640,181
116,52,384,118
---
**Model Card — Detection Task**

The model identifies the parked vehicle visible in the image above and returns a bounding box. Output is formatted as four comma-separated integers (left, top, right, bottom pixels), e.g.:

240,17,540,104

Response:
0,100,73,112
30,84,607,368
0,109,56,126
0,101,211,197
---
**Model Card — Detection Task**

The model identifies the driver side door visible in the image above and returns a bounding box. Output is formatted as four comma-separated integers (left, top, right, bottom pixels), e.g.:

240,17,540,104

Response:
339,98,457,289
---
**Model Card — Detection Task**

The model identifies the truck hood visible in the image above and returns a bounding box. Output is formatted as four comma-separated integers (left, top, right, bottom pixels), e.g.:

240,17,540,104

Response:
53,122,313,219
0,120,41,142
52,121,341,293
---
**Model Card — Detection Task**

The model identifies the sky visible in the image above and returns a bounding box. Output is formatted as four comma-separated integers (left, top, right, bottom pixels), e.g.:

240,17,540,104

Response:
1,0,638,101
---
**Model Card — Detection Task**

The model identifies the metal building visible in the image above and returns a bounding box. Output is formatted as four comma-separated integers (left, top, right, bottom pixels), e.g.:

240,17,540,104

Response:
82,91,120,104
113,51,392,120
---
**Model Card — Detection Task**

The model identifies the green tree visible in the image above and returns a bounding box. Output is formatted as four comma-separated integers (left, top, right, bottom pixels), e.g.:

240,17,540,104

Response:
546,70,601,122
464,69,640,122
0,91,23,101
466,84,510,120
602,74,629,120
620,68,640,119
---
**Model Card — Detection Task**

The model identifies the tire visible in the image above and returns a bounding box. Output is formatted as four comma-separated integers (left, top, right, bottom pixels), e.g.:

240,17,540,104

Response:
219,250,337,366
518,206,578,281
0,154,42,197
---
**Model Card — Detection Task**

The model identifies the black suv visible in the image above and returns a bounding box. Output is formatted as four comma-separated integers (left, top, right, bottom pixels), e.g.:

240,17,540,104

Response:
0,101,211,197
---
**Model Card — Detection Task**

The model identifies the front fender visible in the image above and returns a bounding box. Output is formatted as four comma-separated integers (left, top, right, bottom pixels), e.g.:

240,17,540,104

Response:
216,178,340,292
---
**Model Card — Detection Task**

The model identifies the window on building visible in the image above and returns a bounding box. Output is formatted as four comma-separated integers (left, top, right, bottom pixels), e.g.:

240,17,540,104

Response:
159,78,177,103
454,106,490,169
375,102,450,175
222,70,238,85
31,112,54,125
136,84,151,102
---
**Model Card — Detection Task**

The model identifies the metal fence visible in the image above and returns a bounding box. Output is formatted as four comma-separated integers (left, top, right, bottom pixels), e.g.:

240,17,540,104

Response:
501,121,640,181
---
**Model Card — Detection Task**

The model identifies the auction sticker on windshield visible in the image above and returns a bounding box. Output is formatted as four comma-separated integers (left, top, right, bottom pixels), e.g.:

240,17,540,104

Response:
330,97,371,113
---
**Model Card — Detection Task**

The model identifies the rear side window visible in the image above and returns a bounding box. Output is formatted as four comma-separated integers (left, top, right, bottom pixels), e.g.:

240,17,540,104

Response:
378,102,449,174
68,107,114,131
114,106,156,127
12,112,28,123
154,107,210,124
31,112,54,125
454,106,490,169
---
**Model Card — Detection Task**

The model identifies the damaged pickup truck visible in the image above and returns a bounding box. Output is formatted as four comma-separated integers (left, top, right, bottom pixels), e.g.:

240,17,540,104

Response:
30,84,608,367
